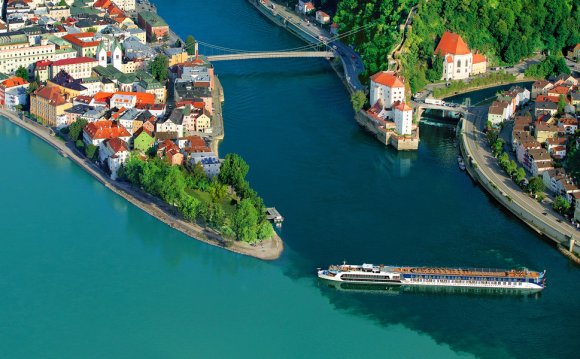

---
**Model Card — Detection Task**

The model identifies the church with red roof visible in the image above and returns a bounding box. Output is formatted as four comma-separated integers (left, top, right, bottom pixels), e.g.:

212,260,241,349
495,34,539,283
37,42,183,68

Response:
435,31,487,81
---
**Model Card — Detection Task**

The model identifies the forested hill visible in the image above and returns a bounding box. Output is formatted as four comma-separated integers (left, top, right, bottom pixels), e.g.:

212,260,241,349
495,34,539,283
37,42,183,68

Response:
325,0,580,92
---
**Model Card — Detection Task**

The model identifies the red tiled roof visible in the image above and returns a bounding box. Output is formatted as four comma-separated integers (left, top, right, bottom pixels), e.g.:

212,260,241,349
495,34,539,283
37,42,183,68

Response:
106,137,128,153
1,76,28,88
52,57,98,67
560,117,578,126
84,120,130,140
74,95,92,104
533,80,552,88
35,59,53,69
548,86,570,95
93,0,112,8
62,33,100,48
34,85,67,105
393,101,412,111
370,71,404,88
435,31,471,56
158,139,180,153
93,91,156,106
472,53,486,64
536,95,560,103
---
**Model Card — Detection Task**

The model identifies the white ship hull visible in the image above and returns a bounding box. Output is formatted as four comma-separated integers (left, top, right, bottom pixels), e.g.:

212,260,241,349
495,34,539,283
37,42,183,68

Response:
318,263,546,292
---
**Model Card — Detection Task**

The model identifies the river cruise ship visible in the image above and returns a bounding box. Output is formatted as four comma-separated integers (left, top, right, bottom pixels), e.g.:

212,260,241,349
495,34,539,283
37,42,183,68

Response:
317,263,546,291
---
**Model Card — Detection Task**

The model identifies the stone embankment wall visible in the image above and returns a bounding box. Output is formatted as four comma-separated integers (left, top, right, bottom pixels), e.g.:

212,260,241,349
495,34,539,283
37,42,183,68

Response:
458,118,580,258
355,111,388,145
390,135,419,150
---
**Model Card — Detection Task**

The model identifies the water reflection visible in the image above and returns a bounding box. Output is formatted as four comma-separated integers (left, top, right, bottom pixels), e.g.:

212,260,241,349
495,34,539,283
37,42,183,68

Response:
318,279,543,299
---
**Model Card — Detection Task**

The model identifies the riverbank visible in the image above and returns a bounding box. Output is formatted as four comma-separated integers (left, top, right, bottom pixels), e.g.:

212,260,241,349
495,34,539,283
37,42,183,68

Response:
458,111,580,260
0,110,283,260
432,76,535,99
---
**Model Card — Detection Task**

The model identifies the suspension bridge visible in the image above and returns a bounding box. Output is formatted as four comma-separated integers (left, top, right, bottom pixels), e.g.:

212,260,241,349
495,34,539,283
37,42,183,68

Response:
207,51,335,62
190,16,376,92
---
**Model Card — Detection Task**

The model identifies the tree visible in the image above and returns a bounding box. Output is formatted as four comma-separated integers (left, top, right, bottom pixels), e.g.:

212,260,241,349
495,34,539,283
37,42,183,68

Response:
557,94,567,114
160,165,186,205
148,54,169,82
86,27,98,33
515,167,526,183
185,35,196,55
232,199,258,242
552,195,571,214
179,195,201,221
58,0,67,6
150,33,158,43
350,91,366,111
426,54,443,82
208,179,228,202
174,39,182,48
85,144,98,160
218,153,249,189
162,34,170,42
492,139,504,157
506,160,517,176
75,140,85,152
15,66,28,81
257,221,274,240
528,176,545,194
499,152,509,169
68,119,88,141
27,81,39,94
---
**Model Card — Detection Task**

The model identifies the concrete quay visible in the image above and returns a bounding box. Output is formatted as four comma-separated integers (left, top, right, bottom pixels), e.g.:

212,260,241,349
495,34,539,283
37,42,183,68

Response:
458,109,580,261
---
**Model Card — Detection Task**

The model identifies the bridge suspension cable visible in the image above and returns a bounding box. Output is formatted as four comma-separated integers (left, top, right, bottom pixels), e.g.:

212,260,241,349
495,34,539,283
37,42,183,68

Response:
189,22,376,55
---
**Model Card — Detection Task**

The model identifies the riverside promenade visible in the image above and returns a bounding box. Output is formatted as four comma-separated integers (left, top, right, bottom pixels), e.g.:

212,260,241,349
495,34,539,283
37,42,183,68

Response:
0,110,283,260
459,108,580,260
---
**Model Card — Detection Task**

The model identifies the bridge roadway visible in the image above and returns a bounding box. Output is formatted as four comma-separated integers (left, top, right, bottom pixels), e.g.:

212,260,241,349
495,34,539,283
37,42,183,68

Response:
207,51,335,62
410,101,475,115
247,0,364,92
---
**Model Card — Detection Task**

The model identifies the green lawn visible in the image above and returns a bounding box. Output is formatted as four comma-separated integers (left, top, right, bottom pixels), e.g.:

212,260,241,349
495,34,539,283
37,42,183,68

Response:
187,189,237,215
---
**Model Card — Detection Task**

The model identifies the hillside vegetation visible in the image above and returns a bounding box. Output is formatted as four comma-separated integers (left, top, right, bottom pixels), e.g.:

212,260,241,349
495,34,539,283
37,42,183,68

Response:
331,0,580,92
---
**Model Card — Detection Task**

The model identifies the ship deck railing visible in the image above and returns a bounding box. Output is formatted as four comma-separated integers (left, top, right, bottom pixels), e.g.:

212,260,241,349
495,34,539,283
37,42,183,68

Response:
330,264,539,278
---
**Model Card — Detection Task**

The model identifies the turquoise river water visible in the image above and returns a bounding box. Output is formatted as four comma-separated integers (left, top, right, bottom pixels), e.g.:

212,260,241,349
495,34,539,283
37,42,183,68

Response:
1,1,579,358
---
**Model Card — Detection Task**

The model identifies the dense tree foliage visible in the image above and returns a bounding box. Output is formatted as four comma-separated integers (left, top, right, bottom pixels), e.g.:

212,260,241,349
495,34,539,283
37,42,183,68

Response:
552,195,571,214
68,119,88,142
350,91,367,111
528,176,545,194
331,0,579,92
15,66,28,81
219,153,250,190
149,55,169,82
85,144,98,160
333,0,417,79
122,153,274,243
185,35,196,55
524,56,571,78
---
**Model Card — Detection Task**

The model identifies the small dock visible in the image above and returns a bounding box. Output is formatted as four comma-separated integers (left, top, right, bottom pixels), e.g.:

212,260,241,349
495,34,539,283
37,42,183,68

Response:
266,207,284,225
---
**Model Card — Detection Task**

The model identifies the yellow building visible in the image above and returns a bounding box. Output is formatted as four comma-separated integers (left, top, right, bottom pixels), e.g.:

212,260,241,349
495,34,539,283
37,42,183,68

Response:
471,53,487,75
534,123,561,143
164,48,189,66
30,85,72,126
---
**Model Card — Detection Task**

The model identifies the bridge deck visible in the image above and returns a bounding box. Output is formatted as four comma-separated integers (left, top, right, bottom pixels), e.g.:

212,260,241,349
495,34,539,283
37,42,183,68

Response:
207,51,335,62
